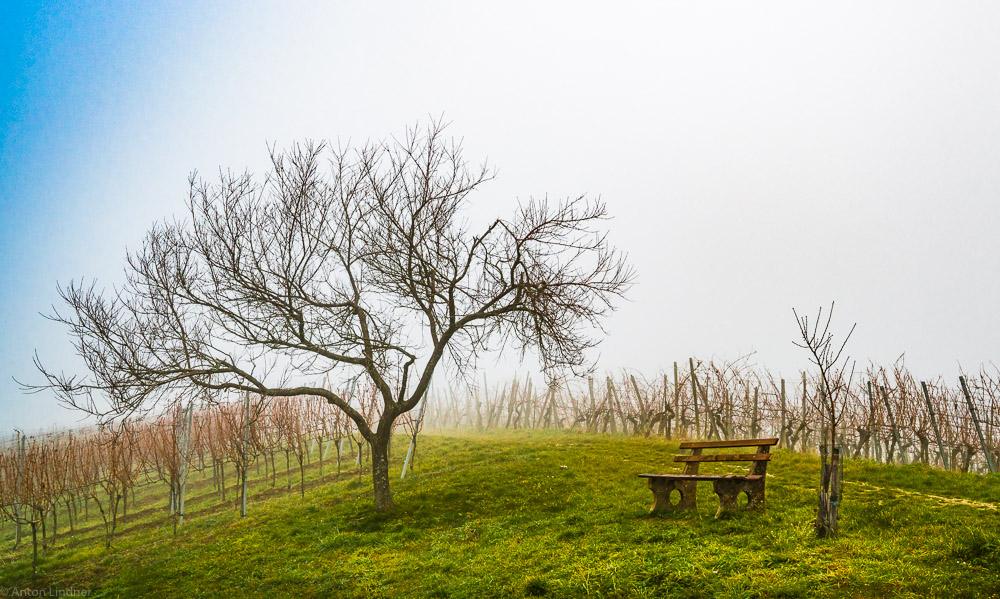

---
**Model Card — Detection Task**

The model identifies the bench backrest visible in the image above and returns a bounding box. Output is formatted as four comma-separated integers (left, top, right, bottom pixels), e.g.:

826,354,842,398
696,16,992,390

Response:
675,437,778,476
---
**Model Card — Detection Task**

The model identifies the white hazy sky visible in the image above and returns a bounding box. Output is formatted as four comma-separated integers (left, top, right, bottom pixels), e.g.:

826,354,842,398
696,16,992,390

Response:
2,1,999,434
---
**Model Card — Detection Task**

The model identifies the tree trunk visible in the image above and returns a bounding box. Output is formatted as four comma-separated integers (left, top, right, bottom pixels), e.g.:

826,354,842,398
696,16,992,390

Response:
370,434,396,512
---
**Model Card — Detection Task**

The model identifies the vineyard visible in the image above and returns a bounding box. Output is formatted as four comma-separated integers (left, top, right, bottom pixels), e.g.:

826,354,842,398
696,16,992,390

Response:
426,359,1000,475
2,357,999,569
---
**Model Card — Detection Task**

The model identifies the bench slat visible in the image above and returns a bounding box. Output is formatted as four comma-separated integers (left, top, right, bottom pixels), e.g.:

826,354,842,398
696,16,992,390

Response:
678,437,778,450
673,453,772,463
638,473,763,481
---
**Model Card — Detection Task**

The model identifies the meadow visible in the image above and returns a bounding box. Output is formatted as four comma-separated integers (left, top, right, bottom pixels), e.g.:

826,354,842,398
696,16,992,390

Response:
2,430,998,598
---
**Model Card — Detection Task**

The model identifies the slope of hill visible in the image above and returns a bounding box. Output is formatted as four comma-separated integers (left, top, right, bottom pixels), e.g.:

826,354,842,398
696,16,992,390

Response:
1,430,998,598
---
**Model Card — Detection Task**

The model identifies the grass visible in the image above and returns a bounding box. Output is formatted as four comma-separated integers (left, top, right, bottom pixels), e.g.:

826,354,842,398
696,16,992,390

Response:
1,430,999,598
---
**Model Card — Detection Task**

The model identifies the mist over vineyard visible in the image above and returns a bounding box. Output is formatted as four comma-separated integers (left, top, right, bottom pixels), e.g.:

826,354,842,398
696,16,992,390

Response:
4,356,998,543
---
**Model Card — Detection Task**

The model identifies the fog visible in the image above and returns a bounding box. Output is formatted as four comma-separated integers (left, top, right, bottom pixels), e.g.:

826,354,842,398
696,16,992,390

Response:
2,1,998,434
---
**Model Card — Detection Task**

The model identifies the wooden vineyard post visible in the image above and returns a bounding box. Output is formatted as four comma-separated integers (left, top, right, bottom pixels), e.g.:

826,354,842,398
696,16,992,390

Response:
15,431,23,549
607,377,625,435
588,376,595,415
581,376,594,432
960,376,997,474
317,431,324,476
476,374,484,430
600,378,615,434
867,382,881,463
523,380,534,429
780,379,787,448
699,383,709,439
879,385,906,465
177,402,194,530
801,372,809,451
920,382,949,470
726,389,735,440
662,373,671,440
503,377,517,429
401,395,429,479
689,358,700,439
241,392,250,518
543,384,556,429
673,362,680,439
554,386,564,429
338,438,345,474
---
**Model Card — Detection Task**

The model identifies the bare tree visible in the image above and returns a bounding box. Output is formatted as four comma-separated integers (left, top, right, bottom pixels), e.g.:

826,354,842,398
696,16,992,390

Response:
793,304,856,452
27,121,634,511
793,302,855,538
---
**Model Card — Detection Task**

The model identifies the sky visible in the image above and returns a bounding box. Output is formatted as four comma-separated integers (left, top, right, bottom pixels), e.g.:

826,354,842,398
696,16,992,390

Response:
2,1,999,434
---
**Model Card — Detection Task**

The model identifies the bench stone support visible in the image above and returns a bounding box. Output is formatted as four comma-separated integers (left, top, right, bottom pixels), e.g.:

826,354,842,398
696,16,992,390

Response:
712,477,765,518
647,477,697,513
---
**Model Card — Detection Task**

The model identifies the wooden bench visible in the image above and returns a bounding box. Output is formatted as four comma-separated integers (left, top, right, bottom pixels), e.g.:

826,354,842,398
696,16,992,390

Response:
638,437,779,517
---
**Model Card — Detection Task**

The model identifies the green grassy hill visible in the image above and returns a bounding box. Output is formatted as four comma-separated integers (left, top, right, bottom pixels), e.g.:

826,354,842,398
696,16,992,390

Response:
2,431,999,598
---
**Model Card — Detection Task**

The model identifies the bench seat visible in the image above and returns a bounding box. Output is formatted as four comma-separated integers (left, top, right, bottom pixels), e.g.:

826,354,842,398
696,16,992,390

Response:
638,473,763,481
